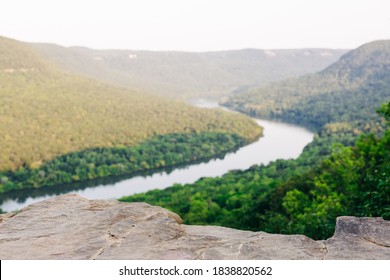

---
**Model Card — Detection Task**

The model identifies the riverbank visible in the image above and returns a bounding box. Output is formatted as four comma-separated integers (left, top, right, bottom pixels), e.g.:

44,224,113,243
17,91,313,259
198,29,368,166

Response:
0,116,313,212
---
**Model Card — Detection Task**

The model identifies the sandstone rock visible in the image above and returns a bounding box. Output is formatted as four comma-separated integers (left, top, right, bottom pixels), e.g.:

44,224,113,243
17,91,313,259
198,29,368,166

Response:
0,194,388,259
324,216,390,259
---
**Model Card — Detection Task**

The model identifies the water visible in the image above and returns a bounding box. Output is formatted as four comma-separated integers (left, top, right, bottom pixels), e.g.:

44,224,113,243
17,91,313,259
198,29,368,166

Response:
0,101,313,212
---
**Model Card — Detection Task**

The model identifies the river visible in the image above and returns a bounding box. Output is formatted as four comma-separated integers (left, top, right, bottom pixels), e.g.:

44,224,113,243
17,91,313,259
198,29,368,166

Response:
0,101,314,212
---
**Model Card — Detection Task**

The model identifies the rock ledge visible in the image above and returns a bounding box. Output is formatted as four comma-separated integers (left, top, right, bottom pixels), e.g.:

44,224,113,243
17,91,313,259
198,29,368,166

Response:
0,194,388,259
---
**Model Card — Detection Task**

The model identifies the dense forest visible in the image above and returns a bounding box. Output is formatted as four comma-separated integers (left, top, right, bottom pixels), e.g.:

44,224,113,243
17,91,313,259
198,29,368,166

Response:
122,103,389,239
121,41,390,240
223,40,390,131
1,36,389,239
0,36,261,193
32,43,347,100
0,132,246,193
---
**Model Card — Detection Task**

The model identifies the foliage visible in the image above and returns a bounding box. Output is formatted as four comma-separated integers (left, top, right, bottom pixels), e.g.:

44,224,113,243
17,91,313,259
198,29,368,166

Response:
2,36,389,240
0,132,245,193
223,40,390,131
0,36,261,172
121,104,390,239
121,41,390,240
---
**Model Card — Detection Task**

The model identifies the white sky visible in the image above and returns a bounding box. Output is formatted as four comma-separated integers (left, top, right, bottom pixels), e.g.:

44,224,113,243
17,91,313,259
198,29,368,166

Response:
0,0,389,51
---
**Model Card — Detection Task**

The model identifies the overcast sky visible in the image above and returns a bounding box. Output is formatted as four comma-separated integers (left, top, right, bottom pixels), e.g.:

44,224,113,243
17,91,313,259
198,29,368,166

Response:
1,0,389,51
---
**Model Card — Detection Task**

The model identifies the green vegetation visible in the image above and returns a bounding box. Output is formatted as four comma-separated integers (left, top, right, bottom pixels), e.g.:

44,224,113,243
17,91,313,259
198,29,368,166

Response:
2,36,388,239
223,41,390,131
0,72,260,172
121,41,390,240
0,36,261,192
121,103,390,240
0,132,244,193
32,43,347,100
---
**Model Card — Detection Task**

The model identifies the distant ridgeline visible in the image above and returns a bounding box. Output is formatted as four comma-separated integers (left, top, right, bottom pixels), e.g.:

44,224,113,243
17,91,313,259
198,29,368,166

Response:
0,36,262,194
31,43,347,100
121,41,390,240
223,40,390,132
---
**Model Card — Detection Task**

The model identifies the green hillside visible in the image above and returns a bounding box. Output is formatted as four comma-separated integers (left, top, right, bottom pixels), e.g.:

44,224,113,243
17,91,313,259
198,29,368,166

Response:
121,41,390,240
0,36,261,192
32,43,347,100
223,40,390,131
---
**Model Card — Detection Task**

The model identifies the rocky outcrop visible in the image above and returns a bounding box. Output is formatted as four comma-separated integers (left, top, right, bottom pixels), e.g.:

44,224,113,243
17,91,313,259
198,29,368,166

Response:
325,216,390,259
0,194,388,259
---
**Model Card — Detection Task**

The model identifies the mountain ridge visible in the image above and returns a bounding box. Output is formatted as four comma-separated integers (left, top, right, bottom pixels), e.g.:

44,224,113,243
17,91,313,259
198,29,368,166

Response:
31,42,348,99
223,40,390,131
123,41,390,240
0,35,261,173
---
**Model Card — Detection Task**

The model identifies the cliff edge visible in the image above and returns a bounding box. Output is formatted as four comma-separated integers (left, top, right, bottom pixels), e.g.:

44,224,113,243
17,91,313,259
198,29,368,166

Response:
0,194,388,259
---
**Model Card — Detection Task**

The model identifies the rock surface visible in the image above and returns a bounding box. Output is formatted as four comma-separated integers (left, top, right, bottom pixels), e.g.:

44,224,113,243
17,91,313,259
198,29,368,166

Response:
0,194,388,259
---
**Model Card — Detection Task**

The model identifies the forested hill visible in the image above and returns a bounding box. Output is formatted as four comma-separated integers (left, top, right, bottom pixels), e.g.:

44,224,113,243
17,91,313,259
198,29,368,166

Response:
121,41,390,240
31,43,347,100
0,36,50,71
0,36,261,192
223,40,390,131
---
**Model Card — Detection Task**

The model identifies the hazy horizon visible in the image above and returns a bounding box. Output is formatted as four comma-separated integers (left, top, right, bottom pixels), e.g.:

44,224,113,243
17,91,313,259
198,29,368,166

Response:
1,0,390,52
27,39,354,53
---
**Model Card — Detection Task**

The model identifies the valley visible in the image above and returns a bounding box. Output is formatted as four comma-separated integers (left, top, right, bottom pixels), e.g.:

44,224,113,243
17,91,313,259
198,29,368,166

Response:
0,36,261,196
0,104,313,212
0,36,388,243
32,43,347,100
120,41,390,240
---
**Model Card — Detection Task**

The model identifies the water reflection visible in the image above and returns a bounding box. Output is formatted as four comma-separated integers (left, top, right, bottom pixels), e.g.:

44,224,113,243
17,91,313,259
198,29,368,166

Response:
0,102,314,212
0,154,226,205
